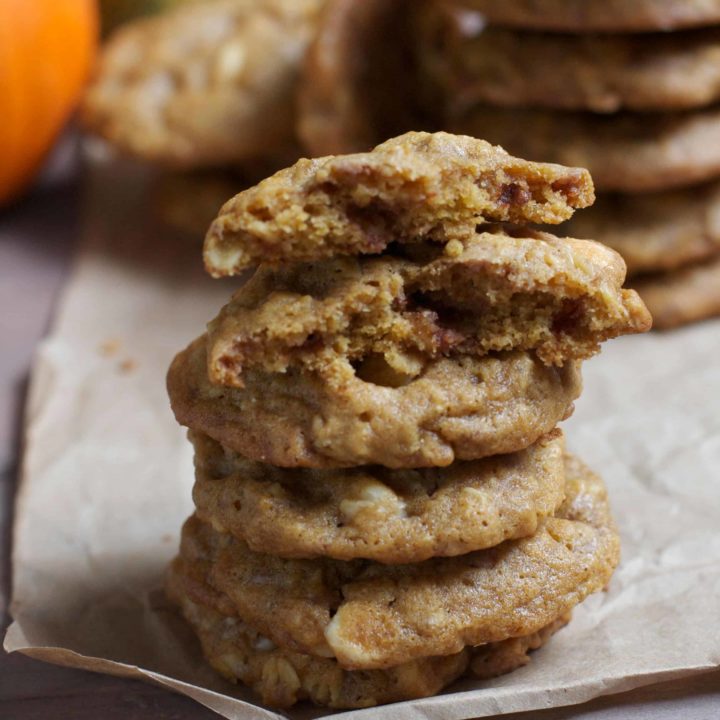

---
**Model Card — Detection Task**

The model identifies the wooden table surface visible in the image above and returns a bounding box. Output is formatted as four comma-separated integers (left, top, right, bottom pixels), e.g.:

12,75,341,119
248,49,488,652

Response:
1,146,718,720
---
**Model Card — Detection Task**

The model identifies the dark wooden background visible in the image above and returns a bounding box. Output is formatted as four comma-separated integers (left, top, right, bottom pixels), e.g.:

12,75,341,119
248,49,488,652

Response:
1,141,718,720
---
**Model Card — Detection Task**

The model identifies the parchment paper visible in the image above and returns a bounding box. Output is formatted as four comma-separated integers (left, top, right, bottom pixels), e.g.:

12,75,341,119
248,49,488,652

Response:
4,158,720,720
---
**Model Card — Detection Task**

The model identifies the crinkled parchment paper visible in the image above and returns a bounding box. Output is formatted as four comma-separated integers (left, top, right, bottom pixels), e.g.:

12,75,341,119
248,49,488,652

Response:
4,159,720,720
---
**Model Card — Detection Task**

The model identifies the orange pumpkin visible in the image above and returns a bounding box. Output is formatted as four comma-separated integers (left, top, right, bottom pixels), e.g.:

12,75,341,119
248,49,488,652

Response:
0,0,98,205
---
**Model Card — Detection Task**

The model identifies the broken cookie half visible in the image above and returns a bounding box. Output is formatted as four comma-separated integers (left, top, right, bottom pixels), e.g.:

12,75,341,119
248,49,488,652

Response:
203,131,594,276
206,224,650,389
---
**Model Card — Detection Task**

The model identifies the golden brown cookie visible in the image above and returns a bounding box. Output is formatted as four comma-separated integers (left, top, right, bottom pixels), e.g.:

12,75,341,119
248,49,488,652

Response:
298,0,427,156
470,612,571,679
632,255,720,329
562,181,720,276
166,563,569,709
207,227,649,386
204,131,594,276
452,105,720,193
458,0,720,32
168,335,582,468
82,0,324,167
191,430,566,563
175,454,619,669
424,13,720,113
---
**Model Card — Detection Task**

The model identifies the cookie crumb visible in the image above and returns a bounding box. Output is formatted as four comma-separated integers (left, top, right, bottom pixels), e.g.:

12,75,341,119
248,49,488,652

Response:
118,358,137,373
99,339,121,356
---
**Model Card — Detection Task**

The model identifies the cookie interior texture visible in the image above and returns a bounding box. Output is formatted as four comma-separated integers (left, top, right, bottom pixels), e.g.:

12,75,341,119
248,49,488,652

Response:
191,429,567,563
168,335,582,468
206,226,649,386
173,454,619,669
203,131,594,276
82,0,325,167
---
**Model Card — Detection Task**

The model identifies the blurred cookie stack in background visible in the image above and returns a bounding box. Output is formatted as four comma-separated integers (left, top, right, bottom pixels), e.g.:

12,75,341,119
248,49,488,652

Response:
164,132,650,709
82,0,330,234
82,0,719,330
425,0,720,328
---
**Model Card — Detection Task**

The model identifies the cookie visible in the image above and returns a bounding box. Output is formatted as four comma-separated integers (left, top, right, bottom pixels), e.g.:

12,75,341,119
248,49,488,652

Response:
166,567,568,710
563,181,720,275
207,228,649,386
298,0,427,156
154,170,246,237
470,612,571,680
191,430,566,564
451,105,720,193
632,255,720,329
423,14,720,113
204,131,594,276
176,454,619,669
168,335,582,468
457,0,720,33
82,0,324,167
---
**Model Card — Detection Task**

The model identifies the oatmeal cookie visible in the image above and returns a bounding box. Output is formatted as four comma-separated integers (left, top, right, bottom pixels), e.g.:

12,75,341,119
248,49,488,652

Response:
191,430,566,563
206,227,649,386
82,0,324,167
452,105,720,193
166,566,568,709
424,15,720,114
204,131,594,276
563,181,720,276
298,0,428,156
168,335,582,468
632,255,720,329
470,612,571,679
458,0,720,33
175,454,618,668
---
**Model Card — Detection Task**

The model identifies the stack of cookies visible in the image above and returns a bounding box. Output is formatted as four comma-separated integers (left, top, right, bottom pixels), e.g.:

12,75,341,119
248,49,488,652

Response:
426,0,720,328
165,132,650,709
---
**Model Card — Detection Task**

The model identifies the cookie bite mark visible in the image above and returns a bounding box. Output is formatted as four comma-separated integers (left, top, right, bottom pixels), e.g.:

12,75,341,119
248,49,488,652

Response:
203,131,594,276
